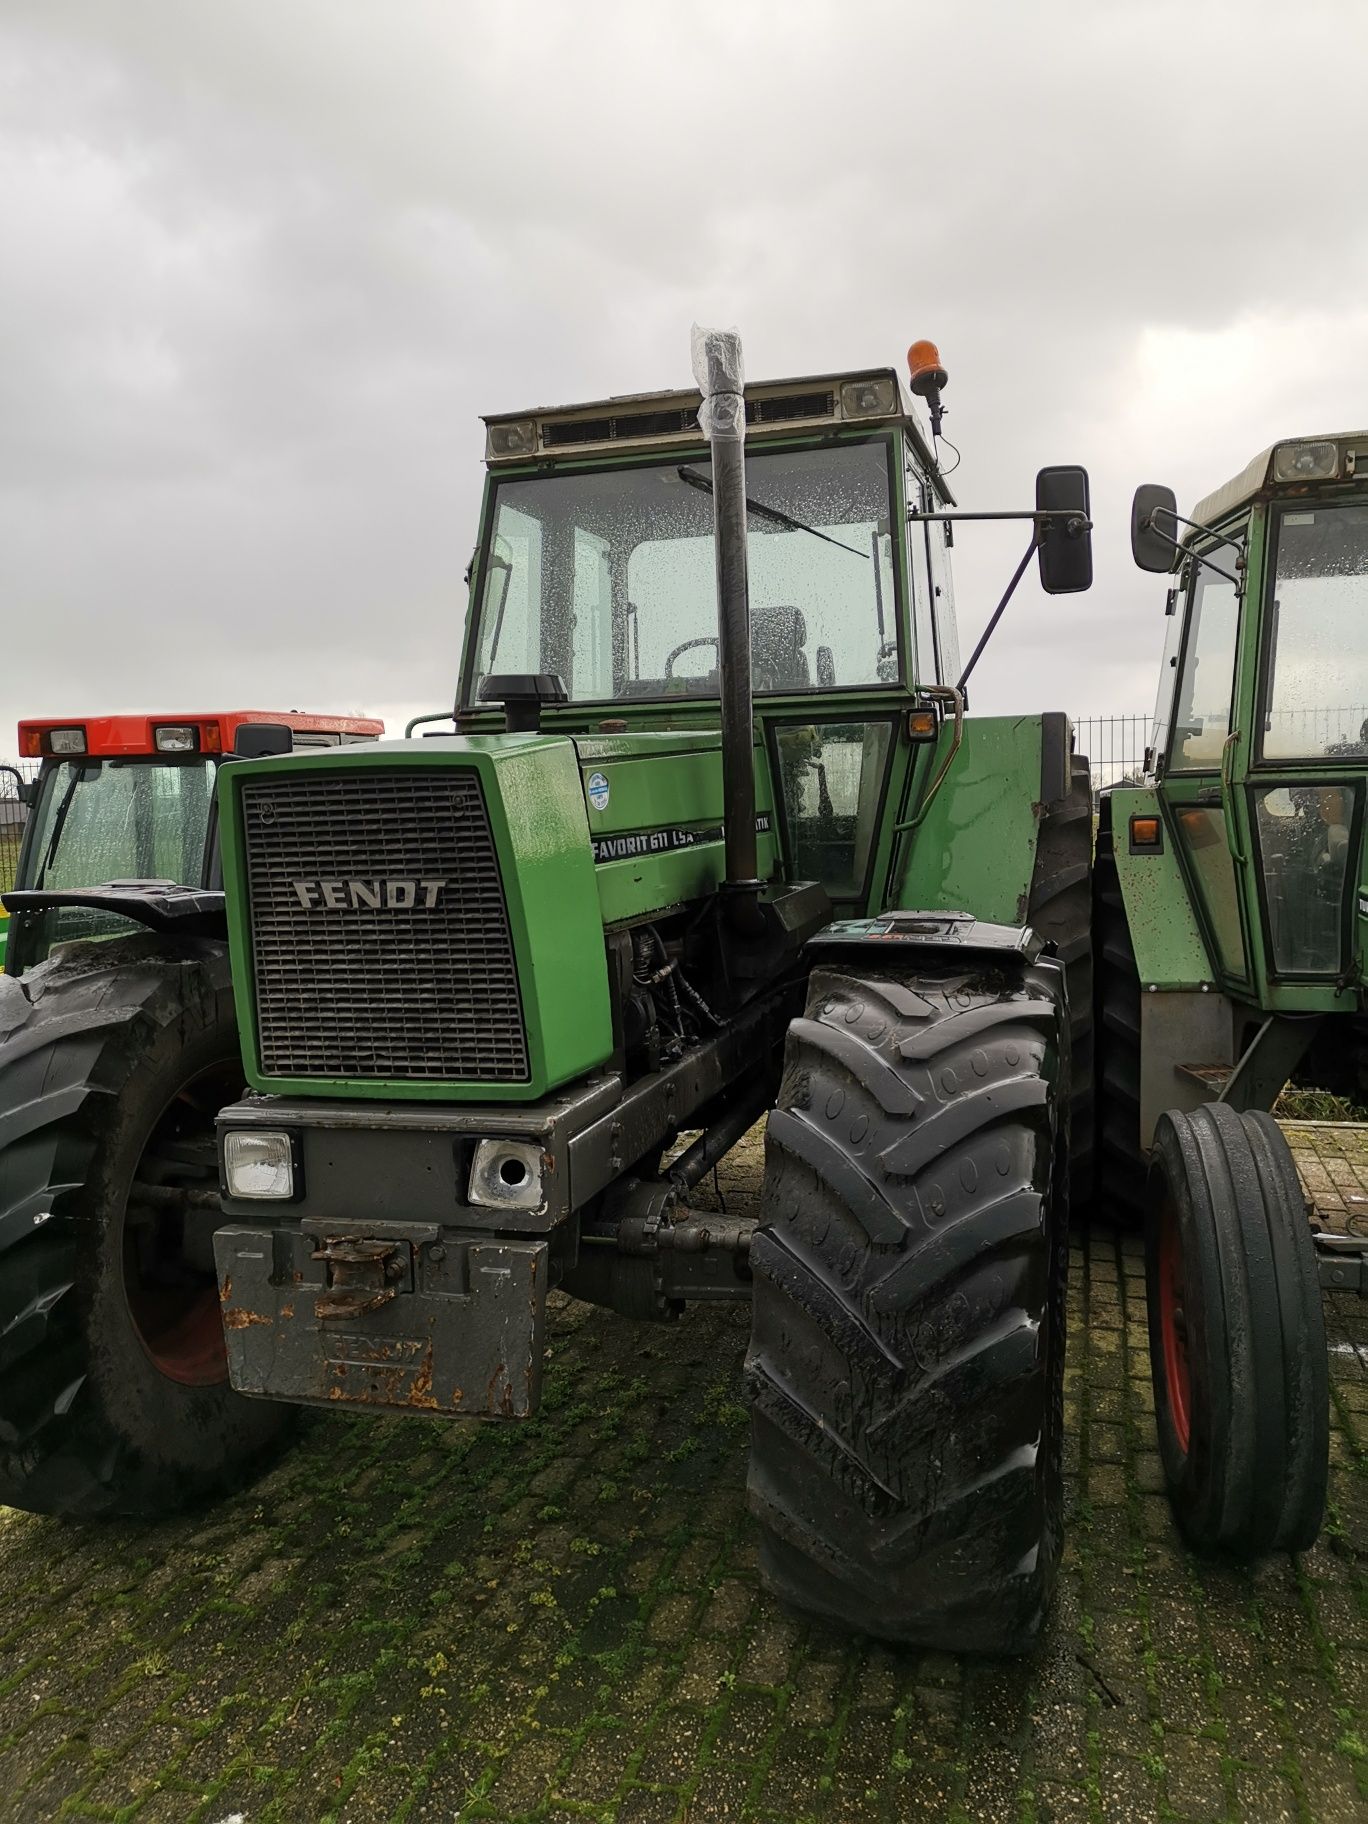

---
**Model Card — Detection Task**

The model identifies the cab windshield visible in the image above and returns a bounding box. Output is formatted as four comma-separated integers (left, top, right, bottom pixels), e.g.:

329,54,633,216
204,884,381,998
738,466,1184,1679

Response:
25,757,215,891
467,441,900,704
1262,500,1368,760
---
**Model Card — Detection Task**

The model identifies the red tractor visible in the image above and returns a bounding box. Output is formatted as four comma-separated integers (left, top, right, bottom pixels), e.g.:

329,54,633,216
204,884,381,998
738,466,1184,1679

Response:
0,709,380,1514
2,711,381,974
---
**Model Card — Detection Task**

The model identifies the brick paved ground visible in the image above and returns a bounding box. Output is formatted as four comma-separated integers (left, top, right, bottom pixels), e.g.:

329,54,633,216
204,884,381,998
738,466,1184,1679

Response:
1283,1121,1368,1243
0,1128,1363,1824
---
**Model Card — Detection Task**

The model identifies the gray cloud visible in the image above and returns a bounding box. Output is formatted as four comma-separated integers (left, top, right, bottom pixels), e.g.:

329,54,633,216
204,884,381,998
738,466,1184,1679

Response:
3,0,1367,752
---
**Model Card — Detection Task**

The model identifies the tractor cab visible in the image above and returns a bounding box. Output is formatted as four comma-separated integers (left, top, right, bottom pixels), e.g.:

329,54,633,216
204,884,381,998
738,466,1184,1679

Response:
458,365,967,914
1131,434,1368,1012
455,357,1089,921
1,711,382,975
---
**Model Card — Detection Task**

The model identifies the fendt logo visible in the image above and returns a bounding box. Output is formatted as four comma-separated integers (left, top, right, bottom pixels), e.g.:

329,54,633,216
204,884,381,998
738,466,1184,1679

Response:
290,879,448,911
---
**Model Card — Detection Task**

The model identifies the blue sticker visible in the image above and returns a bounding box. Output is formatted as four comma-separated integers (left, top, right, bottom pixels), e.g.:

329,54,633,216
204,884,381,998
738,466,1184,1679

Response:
586,771,610,813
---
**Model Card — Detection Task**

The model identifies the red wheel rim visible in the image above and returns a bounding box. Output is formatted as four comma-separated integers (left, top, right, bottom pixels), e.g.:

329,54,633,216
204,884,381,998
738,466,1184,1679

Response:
1157,1196,1192,1454
126,1286,226,1386
123,1065,237,1388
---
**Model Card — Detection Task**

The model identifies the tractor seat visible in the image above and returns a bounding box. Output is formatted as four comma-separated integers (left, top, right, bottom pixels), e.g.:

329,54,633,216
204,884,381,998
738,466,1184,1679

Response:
752,605,811,692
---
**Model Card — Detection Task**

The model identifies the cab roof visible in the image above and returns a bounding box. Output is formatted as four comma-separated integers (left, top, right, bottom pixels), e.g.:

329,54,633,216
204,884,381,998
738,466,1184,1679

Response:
1190,430,1368,532
483,367,955,503
19,711,384,759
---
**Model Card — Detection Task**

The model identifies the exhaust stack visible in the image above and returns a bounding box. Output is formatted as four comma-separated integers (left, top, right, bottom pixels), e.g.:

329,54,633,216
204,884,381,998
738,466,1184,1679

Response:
693,324,762,929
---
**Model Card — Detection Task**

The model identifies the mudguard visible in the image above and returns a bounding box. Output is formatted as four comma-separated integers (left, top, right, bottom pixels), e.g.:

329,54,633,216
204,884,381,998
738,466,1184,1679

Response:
807,908,1045,966
2,883,228,942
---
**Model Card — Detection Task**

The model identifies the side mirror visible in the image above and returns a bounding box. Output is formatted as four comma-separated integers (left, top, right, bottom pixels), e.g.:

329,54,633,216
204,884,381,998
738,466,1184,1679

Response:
0,764,32,807
1036,466,1093,595
233,722,294,759
1132,483,1179,573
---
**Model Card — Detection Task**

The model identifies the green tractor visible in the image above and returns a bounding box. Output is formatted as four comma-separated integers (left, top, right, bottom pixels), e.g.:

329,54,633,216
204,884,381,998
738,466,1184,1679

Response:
0,332,1095,1653
1097,435,1368,1558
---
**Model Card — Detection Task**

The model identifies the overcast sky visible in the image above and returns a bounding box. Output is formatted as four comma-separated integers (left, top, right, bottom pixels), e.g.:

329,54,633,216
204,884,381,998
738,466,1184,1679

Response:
3,1,1367,755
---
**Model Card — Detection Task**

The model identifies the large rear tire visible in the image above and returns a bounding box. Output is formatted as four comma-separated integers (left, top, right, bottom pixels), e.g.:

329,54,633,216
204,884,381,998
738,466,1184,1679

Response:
0,935,293,1518
1146,1104,1328,1555
1093,794,1145,1226
745,955,1069,1654
1029,753,1093,1216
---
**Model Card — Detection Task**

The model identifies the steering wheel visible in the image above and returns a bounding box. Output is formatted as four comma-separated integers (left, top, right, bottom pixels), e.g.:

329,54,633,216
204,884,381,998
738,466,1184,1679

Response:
663,636,719,681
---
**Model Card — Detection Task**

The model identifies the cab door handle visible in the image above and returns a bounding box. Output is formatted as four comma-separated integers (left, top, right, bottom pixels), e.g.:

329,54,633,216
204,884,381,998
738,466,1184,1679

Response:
1219,732,1247,864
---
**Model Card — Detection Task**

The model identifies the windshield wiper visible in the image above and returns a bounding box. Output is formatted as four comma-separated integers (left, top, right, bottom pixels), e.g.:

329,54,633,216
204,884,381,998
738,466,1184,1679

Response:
484,554,514,671
676,467,869,560
35,763,90,888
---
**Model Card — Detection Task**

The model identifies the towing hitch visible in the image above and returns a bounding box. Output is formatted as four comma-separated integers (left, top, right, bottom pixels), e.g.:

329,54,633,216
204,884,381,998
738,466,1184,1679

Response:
312,1236,409,1320
1314,1229,1368,1296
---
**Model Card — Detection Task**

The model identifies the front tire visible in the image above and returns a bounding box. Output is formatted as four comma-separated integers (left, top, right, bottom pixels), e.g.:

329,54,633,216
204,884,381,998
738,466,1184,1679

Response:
1146,1104,1328,1555
0,935,294,1518
745,956,1069,1654
1029,753,1094,1216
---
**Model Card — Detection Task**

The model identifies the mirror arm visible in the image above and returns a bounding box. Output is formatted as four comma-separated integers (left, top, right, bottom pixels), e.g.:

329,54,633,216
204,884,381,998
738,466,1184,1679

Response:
1142,508,1245,587
910,508,1093,529
1161,508,1245,558
955,531,1041,696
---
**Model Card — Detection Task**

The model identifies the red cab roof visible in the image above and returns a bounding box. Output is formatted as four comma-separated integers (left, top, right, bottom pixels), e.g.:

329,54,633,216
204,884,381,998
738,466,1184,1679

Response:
19,711,385,759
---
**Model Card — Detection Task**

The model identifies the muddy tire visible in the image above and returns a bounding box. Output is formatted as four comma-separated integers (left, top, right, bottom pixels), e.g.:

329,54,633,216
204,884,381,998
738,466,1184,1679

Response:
0,935,293,1518
1029,753,1093,1216
745,956,1069,1654
1093,795,1145,1226
1146,1104,1328,1555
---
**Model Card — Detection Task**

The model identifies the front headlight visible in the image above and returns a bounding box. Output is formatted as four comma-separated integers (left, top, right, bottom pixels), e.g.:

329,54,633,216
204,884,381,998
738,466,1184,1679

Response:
1273,440,1338,483
223,1130,295,1200
468,1138,546,1212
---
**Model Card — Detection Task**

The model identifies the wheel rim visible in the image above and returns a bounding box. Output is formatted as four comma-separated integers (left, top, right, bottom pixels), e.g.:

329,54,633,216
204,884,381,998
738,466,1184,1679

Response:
123,1062,239,1388
1157,1194,1192,1454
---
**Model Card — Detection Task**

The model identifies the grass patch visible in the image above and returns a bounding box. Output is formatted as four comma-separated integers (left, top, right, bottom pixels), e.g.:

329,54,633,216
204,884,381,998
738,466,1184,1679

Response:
1275,1086,1368,1122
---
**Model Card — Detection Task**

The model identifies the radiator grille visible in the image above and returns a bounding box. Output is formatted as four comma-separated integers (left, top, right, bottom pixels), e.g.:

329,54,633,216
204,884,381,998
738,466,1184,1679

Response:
240,768,528,1083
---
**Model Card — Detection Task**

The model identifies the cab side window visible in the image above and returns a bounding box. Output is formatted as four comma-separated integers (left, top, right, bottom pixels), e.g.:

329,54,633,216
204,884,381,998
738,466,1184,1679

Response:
907,473,939,684
927,514,961,688
1168,526,1247,770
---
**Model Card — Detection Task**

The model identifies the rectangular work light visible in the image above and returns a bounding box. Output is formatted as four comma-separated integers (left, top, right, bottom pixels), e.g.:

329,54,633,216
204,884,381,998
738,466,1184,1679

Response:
486,420,538,461
153,724,199,752
840,376,899,419
1272,440,1338,483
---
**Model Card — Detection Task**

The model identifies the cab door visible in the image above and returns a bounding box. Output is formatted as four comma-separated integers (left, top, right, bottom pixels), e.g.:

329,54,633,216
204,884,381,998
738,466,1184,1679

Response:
1159,524,1254,989
1242,497,1368,1000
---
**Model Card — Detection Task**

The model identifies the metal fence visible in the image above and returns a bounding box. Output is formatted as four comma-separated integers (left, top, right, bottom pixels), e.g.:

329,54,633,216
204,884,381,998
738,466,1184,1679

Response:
1071,708,1368,796
1072,715,1148,797
1263,706,1368,758
0,760,39,893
